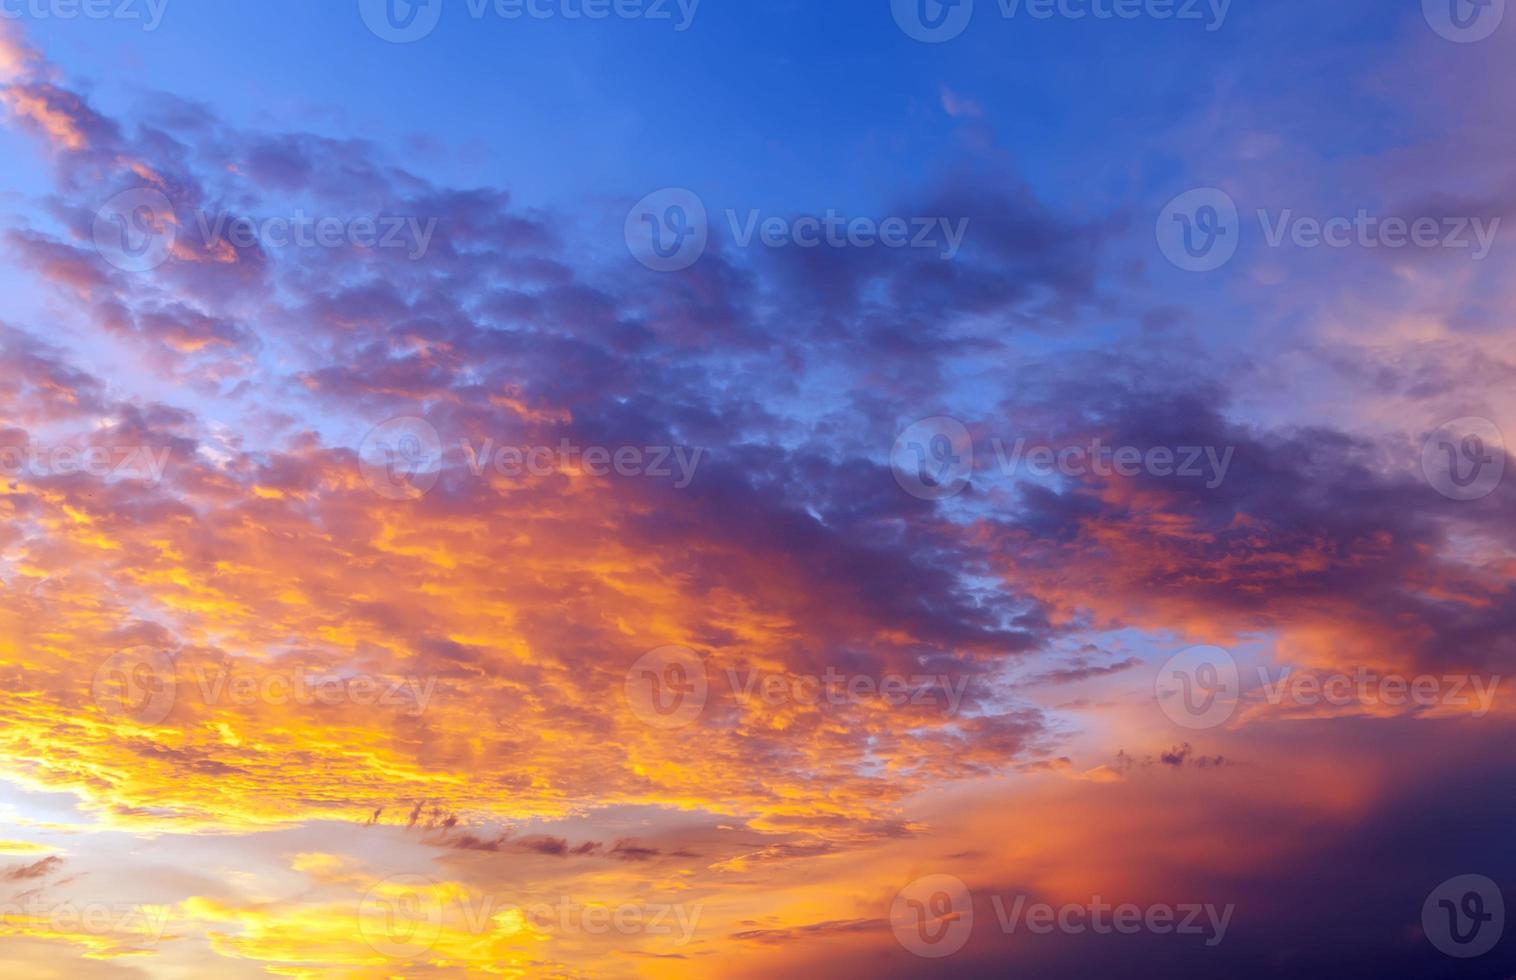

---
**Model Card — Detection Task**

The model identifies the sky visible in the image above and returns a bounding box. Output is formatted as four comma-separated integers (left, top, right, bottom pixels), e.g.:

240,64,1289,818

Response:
0,0,1514,976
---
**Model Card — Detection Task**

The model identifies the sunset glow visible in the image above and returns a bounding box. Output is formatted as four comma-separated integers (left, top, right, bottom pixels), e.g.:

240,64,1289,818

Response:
0,3,1512,976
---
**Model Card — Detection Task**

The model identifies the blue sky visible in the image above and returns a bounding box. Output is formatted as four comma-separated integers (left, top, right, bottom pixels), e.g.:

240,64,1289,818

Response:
13,0,1411,217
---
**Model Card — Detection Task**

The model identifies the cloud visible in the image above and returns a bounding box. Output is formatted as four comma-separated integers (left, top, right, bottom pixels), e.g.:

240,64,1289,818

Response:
2,855,63,882
940,87,983,119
